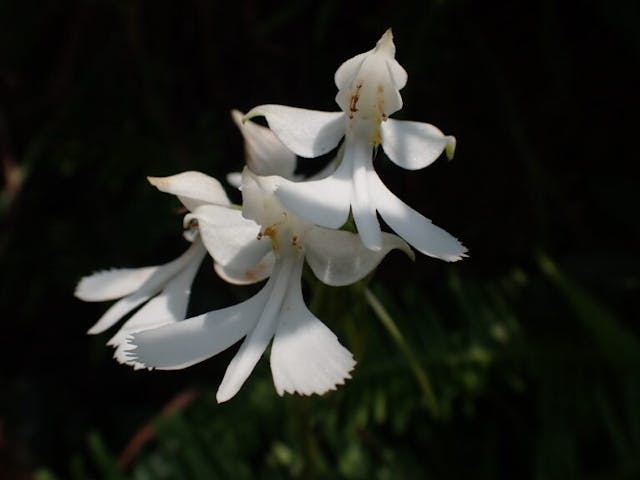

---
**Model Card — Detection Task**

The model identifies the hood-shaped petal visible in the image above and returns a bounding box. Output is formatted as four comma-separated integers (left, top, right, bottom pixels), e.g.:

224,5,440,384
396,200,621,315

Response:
148,171,231,211
244,105,345,158
216,256,299,403
305,227,413,286
75,266,158,302
381,118,456,170
376,29,408,89
335,29,407,92
334,50,369,92
123,275,275,370
186,204,271,272
334,29,407,119
270,261,355,396
370,173,467,261
231,109,297,178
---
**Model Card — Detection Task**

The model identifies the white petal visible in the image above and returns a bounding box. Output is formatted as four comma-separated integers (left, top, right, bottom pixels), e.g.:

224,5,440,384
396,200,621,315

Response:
124,276,275,370
386,58,408,91
334,51,370,91
348,134,382,250
239,167,279,226
87,293,152,335
187,204,271,271
381,119,455,170
270,263,355,396
306,227,413,286
148,171,230,211
109,243,206,367
370,173,467,261
231,109,297,178
334,29,406,117
216,256,297,403
107,242,207,348
214,251,275,285
226,172,242,189
274,154,352,229
75,266,158,302
85,243,202,334
374,29,407,89
244,105,345,158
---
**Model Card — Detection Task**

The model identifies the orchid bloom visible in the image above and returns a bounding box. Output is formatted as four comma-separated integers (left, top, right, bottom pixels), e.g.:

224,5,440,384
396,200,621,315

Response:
124,168,413,402
244,29,467,260
74,172,231,366
74,105,322,365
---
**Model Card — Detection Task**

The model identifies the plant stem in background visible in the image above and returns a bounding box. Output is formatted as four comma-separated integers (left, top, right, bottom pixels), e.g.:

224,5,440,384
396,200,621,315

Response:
364,287,439,417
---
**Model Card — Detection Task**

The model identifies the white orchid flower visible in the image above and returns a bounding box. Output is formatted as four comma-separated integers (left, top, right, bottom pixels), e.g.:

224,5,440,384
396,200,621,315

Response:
75,172,233,366
244,29,467,260
124,168,413,402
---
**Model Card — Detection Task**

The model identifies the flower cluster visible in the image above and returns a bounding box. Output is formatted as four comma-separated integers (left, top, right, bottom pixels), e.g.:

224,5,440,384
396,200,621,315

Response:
76,29,466,402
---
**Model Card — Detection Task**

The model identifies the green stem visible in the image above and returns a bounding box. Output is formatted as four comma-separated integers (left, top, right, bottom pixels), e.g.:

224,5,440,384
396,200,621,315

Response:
364,288,440,417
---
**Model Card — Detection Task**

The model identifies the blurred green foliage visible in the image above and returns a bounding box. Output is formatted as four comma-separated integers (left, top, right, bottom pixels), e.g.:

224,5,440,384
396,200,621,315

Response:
1,0,638,479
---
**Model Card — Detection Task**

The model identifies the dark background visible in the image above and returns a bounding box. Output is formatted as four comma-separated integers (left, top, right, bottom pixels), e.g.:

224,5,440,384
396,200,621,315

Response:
1,0,639,479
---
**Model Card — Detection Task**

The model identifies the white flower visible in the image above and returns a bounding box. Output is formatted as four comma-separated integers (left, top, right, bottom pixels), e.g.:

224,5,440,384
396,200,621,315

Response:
124,168,413,402
75,172,233,367
244,29,467,260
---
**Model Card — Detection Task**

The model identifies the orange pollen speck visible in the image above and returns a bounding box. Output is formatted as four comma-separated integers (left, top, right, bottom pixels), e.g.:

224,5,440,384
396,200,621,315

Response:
258,225,280,251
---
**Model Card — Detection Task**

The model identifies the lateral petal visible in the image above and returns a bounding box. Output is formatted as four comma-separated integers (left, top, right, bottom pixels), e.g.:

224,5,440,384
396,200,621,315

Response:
306,227,413,286
110,242,207,366
380,118,455,170
75,266,158,302
87,293,152,335
244,105,345,158
85,243,203,334
370,174,468,261
148,171,231,211
108,242,206,342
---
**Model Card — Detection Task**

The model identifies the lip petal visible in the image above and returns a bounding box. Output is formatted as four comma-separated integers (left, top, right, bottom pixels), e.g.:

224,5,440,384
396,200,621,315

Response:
270,259,355,396
370,173,468,261
215,256,297,403
124,274,275,370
